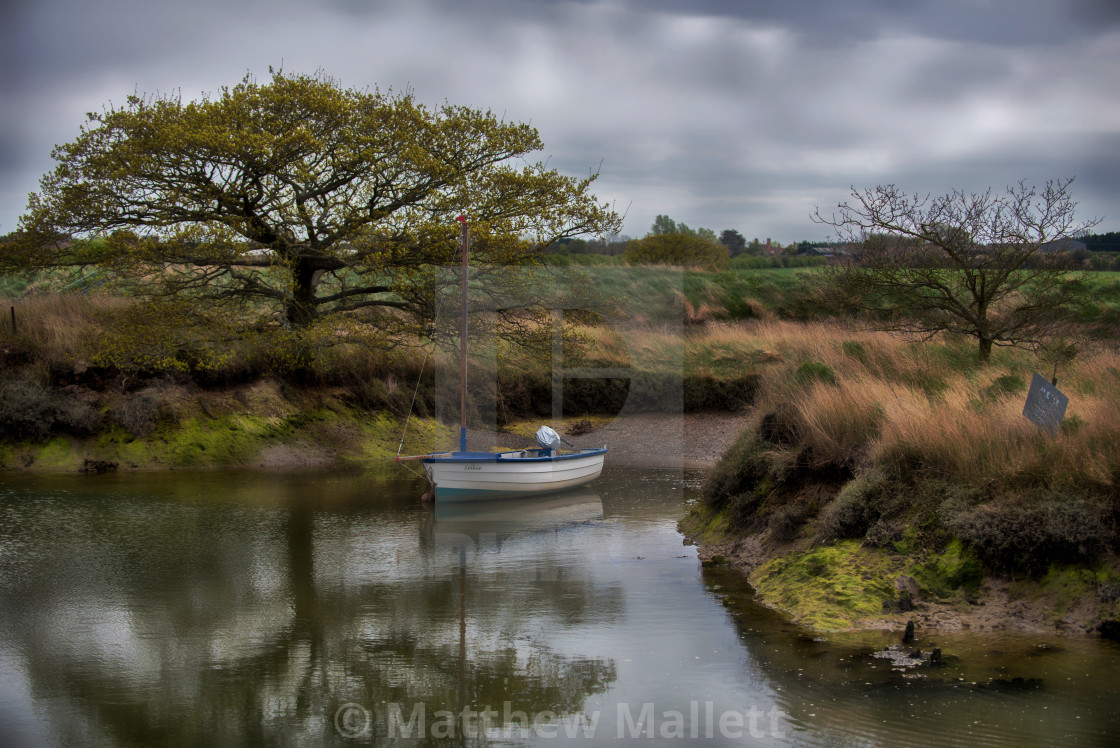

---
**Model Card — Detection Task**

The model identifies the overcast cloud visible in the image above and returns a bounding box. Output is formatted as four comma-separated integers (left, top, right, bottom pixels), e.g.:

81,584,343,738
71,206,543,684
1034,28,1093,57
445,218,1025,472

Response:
2,0,1118,241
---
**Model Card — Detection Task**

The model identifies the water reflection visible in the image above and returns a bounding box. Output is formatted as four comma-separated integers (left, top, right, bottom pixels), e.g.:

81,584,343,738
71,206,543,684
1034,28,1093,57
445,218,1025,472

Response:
0,472,618,746
1,468,1118,747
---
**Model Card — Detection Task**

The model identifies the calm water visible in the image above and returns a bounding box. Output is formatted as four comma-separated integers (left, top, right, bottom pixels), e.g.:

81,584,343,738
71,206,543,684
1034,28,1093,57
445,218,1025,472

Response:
0,465,1118,746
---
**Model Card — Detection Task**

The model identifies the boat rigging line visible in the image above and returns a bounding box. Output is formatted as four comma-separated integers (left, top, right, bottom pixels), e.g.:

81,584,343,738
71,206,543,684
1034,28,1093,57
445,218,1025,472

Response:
395,216,468,478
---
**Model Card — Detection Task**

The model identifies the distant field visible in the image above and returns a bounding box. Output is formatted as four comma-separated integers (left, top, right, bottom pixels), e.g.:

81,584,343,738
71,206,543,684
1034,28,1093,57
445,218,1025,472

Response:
4,264,1116,334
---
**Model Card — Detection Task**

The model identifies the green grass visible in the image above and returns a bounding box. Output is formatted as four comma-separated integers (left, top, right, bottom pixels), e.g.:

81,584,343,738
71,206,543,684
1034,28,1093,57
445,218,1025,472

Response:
682,268,827,320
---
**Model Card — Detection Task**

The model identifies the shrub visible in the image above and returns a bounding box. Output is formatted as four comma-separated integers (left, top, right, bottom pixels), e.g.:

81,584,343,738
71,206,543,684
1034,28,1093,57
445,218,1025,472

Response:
982,374,1026,401
900,369,950,398
816,470,887,541
701,430,766,504
0,380,57,441
701,431,772,526
683,374,759,412
841,341,868,362
946,491,1112,574
54,395,102,436
0,380,102,440
768,498,818,542
624,233,728,271
1060,414,1084,436
110,392,160,436
758,405,800,446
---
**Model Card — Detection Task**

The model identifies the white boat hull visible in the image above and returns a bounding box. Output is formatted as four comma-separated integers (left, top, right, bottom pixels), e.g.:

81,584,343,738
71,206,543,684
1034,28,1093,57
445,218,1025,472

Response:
422,448,606,502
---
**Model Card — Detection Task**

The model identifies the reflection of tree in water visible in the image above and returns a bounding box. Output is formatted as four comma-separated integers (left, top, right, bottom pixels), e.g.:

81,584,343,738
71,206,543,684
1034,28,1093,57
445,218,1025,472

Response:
0,479,619,746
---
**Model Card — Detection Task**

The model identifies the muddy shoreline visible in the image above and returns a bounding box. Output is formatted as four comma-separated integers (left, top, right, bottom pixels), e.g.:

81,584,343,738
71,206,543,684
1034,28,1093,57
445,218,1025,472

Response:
684,528,1113,638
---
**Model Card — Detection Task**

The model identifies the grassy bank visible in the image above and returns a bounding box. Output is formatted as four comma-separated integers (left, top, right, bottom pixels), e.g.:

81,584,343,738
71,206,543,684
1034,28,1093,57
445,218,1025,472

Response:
0,267,792,470
0,291,462,470
0,377,455,471
681,317,1120,634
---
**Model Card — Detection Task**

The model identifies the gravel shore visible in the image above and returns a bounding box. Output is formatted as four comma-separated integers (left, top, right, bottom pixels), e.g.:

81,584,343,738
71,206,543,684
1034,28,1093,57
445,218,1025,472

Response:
468,411,753,469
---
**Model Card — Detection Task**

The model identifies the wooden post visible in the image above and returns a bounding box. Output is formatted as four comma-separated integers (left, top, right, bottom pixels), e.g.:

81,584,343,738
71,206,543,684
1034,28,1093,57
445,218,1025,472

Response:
9,305,14,334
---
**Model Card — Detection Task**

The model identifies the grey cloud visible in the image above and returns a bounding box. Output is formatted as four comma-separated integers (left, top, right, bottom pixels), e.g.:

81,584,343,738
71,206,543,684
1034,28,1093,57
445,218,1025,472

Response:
1,0,1118,239
614,0,1120,45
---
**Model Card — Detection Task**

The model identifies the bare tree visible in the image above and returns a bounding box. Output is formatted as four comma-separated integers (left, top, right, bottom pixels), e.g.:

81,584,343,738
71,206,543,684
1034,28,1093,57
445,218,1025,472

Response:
812,179,1098,363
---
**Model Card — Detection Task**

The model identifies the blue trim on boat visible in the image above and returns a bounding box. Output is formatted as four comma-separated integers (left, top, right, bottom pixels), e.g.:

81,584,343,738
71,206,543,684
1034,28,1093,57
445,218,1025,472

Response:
422,447,607,464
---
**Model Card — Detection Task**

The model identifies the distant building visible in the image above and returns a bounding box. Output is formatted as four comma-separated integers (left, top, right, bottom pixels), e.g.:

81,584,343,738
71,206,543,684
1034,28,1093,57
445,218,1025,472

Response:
1038,238,1088,253
808,245,850,262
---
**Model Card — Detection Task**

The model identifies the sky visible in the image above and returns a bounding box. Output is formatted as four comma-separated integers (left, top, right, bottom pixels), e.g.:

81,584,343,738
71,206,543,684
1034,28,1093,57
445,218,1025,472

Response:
2,0,1119,243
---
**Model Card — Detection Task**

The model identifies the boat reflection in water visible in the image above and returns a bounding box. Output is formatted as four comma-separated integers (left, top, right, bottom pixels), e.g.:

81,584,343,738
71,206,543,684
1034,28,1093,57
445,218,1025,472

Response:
431,489,604,540
426,488,611,743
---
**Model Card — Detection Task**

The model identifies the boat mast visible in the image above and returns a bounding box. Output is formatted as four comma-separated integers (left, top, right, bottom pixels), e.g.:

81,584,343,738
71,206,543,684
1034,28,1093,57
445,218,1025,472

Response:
456,214,469,454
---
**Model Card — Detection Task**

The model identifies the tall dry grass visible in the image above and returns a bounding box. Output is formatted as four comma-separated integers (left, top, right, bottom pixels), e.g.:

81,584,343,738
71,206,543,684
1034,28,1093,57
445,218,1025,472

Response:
689,319,1120,492
1,291,433,385
2,293,129,372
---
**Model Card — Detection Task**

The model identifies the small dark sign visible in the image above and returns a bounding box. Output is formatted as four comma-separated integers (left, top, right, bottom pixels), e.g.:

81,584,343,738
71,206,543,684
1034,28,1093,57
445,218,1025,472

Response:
1022,372,1068,434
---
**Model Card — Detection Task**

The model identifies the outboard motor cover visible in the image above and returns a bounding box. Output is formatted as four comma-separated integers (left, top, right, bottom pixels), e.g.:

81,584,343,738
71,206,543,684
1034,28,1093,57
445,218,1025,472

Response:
535,425,562,453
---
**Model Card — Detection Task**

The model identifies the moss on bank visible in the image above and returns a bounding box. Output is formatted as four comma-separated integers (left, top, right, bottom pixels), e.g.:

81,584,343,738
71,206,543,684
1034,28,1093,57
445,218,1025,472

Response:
682,501,1120,635
749,541,899,631
0,382,455,471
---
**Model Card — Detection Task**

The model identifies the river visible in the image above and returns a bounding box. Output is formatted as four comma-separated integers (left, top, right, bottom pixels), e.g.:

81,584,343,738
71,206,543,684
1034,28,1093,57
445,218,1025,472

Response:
0,465,1117,746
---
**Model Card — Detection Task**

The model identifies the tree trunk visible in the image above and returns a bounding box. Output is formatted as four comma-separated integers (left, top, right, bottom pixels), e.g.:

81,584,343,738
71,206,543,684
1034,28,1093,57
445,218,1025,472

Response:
978,336,992,364
285,257,318,327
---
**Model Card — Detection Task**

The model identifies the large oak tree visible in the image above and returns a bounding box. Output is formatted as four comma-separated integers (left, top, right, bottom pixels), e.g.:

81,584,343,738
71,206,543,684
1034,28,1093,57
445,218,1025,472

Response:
10,71,620,333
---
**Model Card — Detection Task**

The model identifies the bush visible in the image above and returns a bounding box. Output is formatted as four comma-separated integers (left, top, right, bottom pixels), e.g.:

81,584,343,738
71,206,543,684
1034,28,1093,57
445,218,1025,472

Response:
624,233,729,271
841,341,868,362
816,470,887,541
54,394,103,436
946,491,1112,573
758,405,800,447
110,392,160,436
982,374,1026,401
0,380,57,441
683,373,759,412
0,380,102,440
768,498,818,542
701,431,771,526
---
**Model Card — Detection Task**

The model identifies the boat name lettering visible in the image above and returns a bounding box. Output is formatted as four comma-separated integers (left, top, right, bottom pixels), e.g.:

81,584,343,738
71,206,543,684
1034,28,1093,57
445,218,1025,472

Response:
463,464,482,471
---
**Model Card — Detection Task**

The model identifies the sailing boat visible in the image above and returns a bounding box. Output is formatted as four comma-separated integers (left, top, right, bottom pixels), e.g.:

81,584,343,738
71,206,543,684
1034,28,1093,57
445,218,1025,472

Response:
399,215,607,502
